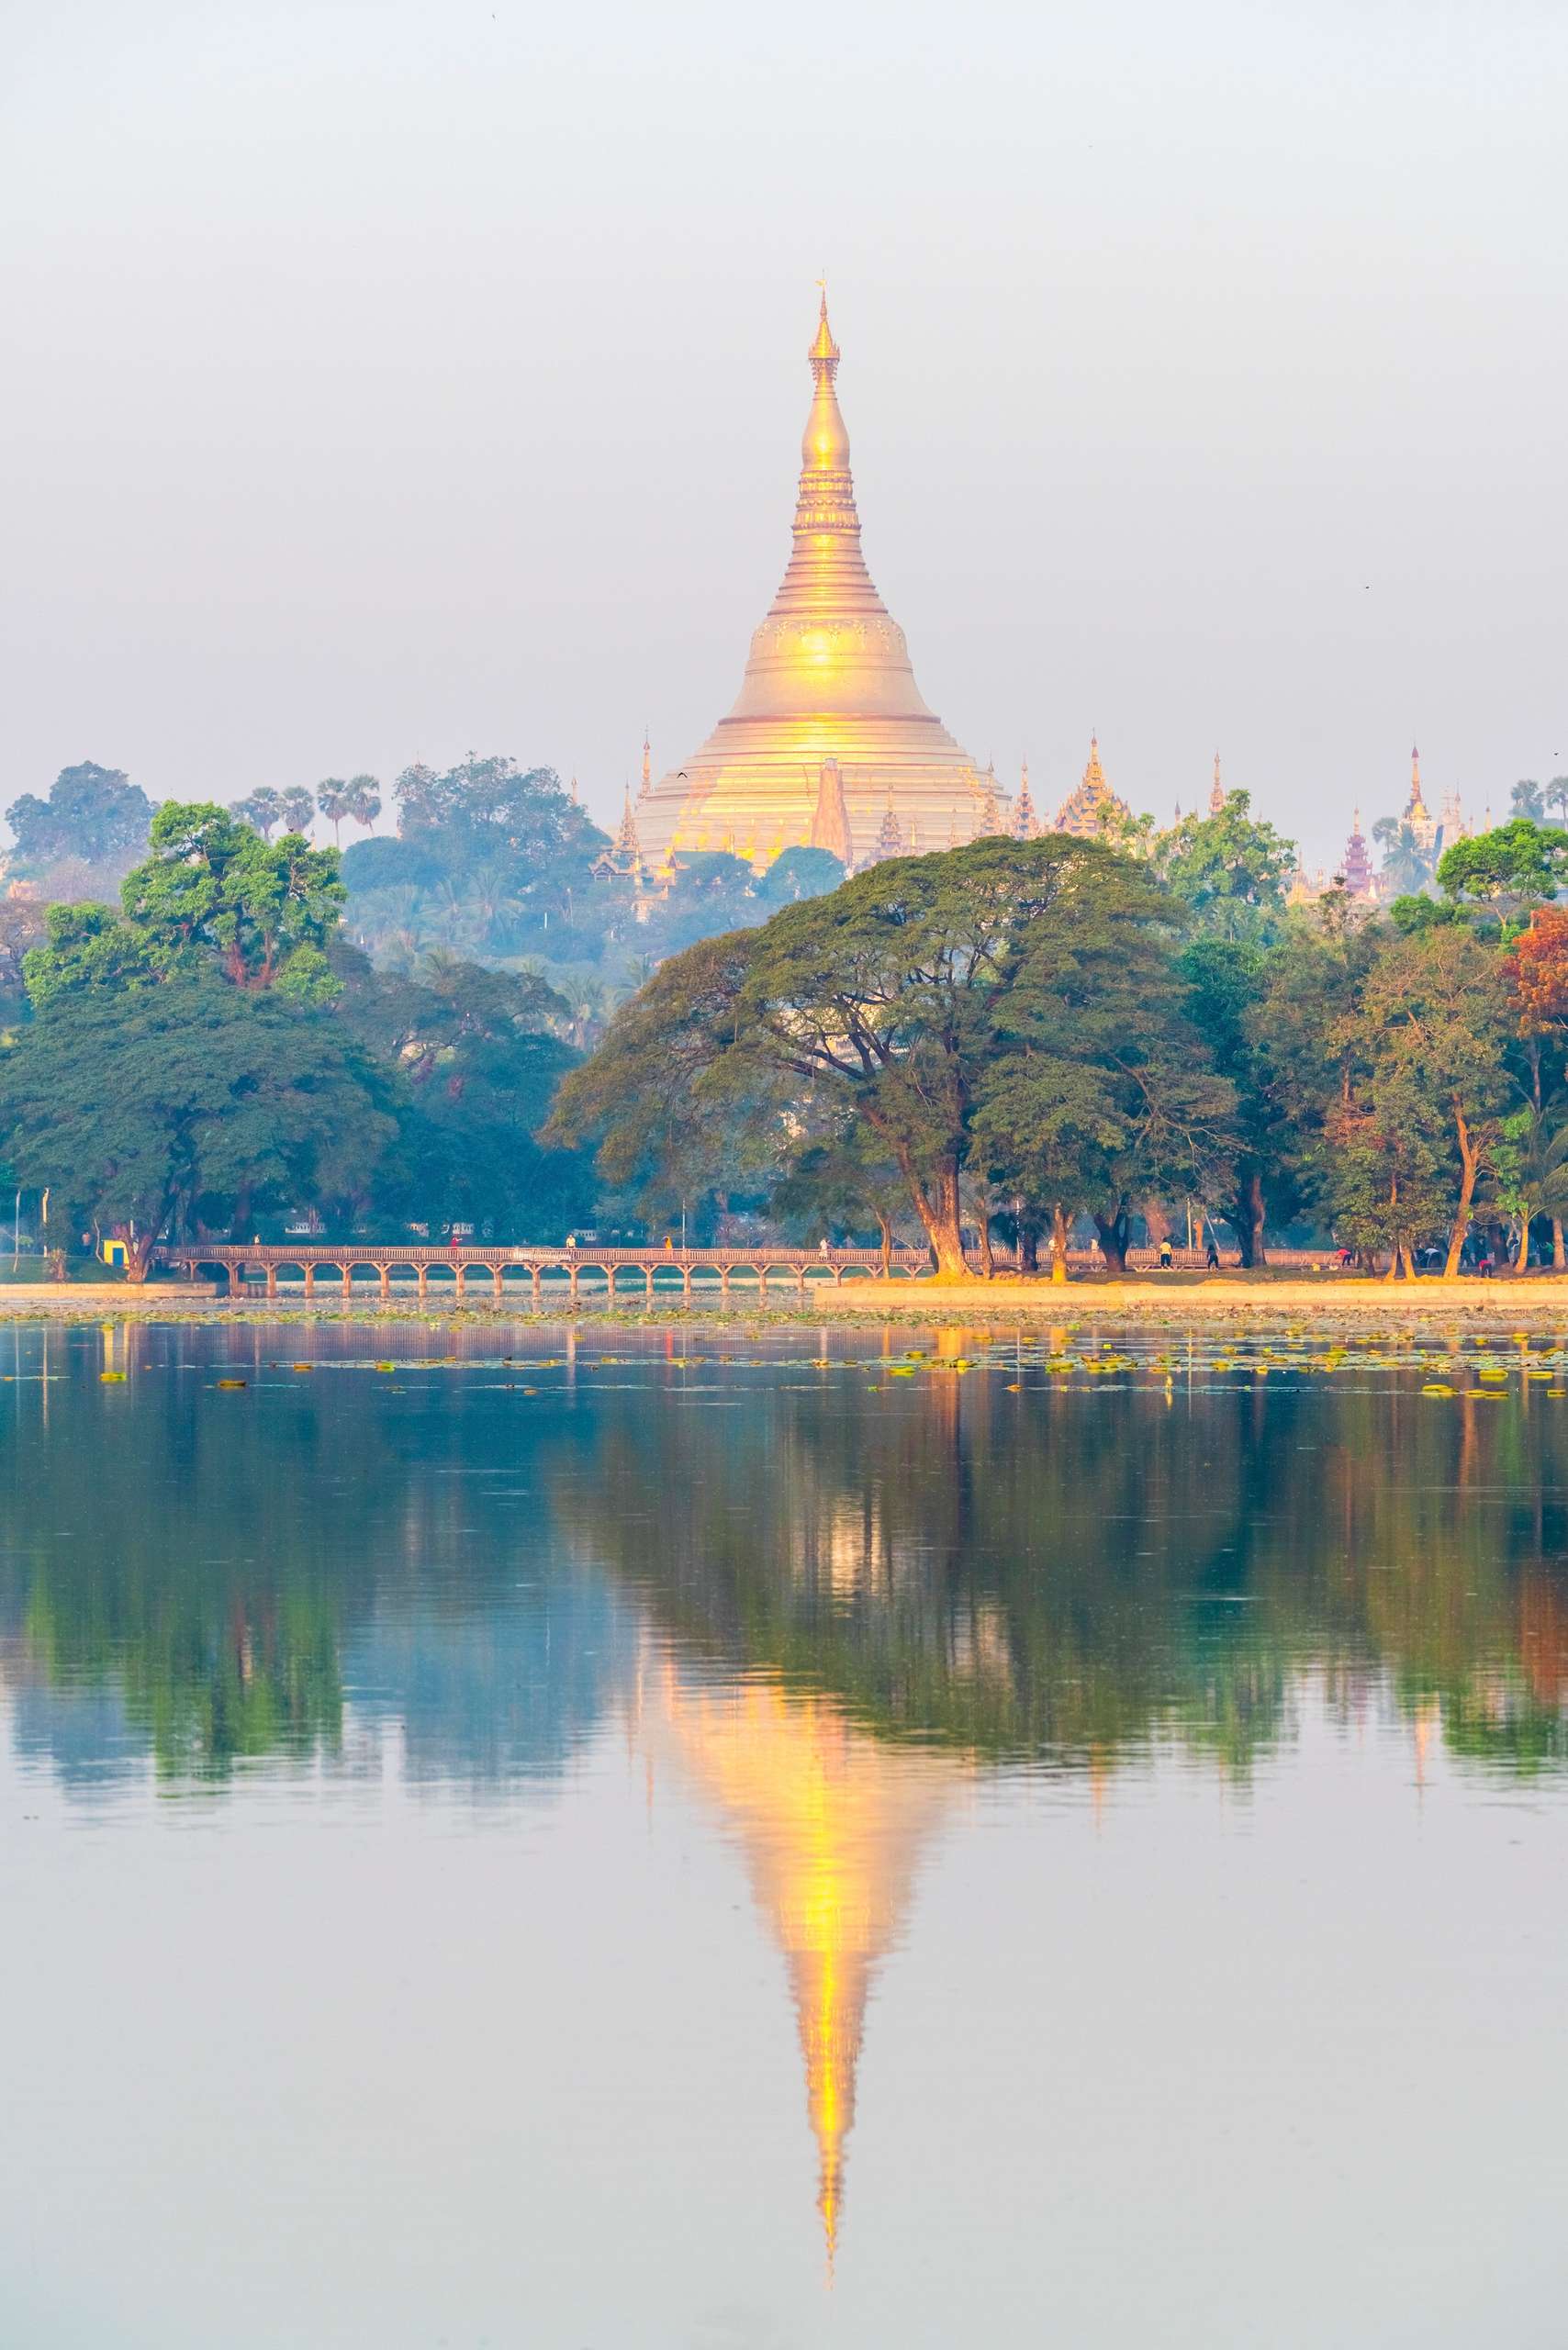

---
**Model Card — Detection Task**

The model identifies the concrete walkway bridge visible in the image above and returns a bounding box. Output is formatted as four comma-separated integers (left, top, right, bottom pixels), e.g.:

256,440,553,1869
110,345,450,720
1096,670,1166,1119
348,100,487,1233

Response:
154,1241,937,1305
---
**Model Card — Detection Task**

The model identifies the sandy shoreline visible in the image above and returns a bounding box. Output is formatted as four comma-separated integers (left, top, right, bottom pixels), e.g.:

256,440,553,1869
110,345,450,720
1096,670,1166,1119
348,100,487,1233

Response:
5,1274,1568,1325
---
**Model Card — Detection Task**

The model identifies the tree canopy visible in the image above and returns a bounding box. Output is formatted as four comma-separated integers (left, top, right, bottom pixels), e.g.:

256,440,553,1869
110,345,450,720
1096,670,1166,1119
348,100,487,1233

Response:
4,762,154,893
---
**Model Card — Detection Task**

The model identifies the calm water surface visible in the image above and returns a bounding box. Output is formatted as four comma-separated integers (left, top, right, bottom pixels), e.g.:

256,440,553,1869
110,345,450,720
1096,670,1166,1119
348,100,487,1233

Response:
2,1318,1565,2347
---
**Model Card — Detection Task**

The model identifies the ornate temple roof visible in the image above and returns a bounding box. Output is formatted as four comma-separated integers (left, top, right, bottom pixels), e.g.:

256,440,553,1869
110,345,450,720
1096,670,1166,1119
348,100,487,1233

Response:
1054,735,1132,838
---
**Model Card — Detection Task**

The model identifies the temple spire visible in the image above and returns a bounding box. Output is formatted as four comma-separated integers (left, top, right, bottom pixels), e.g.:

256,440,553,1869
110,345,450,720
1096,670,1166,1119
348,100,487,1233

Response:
1012,756,1037,840
1209,751,1225,815
809,285,840,378
809,758,853,868
871,787,904,863
639,729,651,801
631,296,1005,867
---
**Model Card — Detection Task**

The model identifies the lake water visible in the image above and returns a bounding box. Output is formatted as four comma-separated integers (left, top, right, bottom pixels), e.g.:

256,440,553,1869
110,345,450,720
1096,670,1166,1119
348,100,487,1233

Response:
2,1317,1565,2347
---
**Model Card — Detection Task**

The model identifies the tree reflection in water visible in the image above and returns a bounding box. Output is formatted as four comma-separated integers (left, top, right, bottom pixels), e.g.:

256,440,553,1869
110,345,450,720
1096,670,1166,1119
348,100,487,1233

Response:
4,1317,1567,2260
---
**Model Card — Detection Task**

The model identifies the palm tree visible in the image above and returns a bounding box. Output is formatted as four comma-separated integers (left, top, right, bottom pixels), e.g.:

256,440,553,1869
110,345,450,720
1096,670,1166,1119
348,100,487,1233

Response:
317,778,351,842
1547,777,1568,829
234,787,283,840
345,775,382,834
279,785,315,835
1372,817,1432,896
1512,778,1547,822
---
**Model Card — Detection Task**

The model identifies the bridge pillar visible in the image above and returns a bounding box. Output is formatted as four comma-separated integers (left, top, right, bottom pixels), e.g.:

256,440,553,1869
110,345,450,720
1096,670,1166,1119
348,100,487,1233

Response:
569,1265,579,1304
416,1267,428,1303
303,1266,315,1299
834,1267,845,1286
531,1267,542,1309
644,1267,655,1303
757,1266,769,1300
265,1266,277,1300
229,1262,242,1294
795,1266,806,1296
720,1267,730,1298
378,1266,389,1299
681,1267,691,1303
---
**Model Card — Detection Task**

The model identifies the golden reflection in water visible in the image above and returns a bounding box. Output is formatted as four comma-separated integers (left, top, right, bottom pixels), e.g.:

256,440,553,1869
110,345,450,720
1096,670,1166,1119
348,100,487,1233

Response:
641,1651,968,2270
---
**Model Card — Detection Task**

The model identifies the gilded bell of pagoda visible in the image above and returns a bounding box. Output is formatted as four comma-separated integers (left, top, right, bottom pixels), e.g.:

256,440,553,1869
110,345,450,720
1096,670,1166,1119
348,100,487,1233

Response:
635,295,1006,872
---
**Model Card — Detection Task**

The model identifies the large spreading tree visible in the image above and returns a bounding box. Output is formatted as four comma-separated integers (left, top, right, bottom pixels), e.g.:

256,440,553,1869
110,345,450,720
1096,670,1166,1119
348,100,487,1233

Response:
551,834,1233,1275
0,978,396,1277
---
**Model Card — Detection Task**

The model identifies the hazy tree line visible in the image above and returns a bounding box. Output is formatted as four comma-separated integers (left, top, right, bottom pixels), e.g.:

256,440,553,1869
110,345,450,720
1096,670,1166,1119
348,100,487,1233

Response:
0,800,592,1275
8,753,1568,1278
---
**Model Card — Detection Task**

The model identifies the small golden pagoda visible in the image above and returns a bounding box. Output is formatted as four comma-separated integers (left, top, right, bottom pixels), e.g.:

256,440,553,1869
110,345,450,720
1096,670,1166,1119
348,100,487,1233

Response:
634,294,1003,872
1054,733,1132,838
1405,743,1438,856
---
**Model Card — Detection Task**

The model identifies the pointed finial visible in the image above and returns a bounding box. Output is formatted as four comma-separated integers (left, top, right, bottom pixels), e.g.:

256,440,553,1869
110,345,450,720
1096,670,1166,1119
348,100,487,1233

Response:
809,283,840,378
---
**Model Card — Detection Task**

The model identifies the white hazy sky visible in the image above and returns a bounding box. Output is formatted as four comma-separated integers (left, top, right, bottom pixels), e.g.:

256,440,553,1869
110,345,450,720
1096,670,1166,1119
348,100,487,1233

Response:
3,0,1565,867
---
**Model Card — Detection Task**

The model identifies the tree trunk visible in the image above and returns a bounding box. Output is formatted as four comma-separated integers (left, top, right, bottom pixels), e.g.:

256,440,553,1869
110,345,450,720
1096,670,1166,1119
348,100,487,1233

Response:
1516,1213,1532,1273
1443,1104,1480,1278
1018,1223,1039,1274
977,1207,994,1281
1093,1204,1130,1276
1400,1243,1417,1280
901,1157,969,1277
1552,1217,1564,1270
125,1233,158,1285
1247,1169,1268,1268
876,1213,893,1281
1050,1203,1070,1285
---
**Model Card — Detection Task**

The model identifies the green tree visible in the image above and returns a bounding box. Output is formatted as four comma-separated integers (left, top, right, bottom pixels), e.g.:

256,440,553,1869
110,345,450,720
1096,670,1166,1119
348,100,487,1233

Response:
754,846,846,907
233,787,283,841
552,835,1214,1276
279,785,316,834
1488,1105,1568,1270
334,948,590,1240
1334,925,1514,1274
1179,937,1300,1265
1154,790,1297,942
1372,817,1435,896
972,891,1235,1276
119,802,345,996
22,902,163,1012
1511,779,1547,822
5,762,154,882
1438,819,1568,915
317,778,352,842
346,774,382,833
0,979,396,1278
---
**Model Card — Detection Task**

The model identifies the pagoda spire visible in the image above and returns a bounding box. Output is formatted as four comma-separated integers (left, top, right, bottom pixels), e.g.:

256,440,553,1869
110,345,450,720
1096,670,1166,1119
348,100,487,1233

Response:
871,787,904,863
1209,751,1225,815
1341,804,1372,899
1012,756,1037,839
809,757,854,868
638,729,651,801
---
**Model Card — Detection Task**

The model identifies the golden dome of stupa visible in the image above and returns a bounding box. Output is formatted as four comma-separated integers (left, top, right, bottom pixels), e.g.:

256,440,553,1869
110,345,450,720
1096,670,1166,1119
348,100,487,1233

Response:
635,294,1005,872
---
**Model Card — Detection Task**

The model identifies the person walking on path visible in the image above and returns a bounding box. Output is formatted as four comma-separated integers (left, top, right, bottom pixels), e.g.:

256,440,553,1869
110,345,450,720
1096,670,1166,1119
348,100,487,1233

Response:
1205,1237,1221,1270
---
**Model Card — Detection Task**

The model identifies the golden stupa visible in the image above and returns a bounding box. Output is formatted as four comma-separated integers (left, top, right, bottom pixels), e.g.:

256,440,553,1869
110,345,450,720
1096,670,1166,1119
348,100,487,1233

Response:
635,294,1007,873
